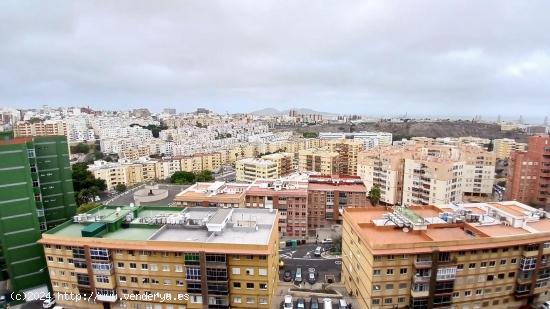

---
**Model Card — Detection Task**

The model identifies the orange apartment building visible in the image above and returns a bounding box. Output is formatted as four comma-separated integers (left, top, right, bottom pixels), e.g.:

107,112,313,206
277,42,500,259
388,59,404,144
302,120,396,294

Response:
506,135,550,209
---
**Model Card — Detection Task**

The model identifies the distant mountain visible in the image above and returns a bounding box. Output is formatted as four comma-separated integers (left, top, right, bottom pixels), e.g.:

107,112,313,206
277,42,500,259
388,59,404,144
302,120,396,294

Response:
250,107,337,117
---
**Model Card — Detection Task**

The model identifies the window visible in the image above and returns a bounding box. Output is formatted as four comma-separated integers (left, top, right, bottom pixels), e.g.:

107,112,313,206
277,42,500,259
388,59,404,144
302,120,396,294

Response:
489,260,496,267
457,264,464,270
233,282,241,288
398,297,405,303
57,257,64,263
176,280,184,286
400,268,407,275
162,265,170,272
129,263,136,269
511,258,517,264
373,285,381,291
452,292,459,298
464,291,471,297
384,298,393,304
246,297,254,304
232,268,241,275
386,269,394,275
480,262,487,268
130,277,138,283
141,264,148,270
259,283,267,290
233,255,240,260
259,298,267,305
385,284,394,290
259,268,267,276
175,265,183,272
373,269,381,276
150,264,158,271
234,297,241,304
190,296,202,304
387,255,395,260
500,259,507,265
163,279,171,286
245,255,253,260
487,275,494,281
186,267,201,280
372,299,380,305
96,275,109,283
476,289,482,296
47,256,53,261
469,263,476,269
246,283,254,289
399,283,407,289
117,262,124,268
498,273,505,279
246,268,254,276
508,272,516,277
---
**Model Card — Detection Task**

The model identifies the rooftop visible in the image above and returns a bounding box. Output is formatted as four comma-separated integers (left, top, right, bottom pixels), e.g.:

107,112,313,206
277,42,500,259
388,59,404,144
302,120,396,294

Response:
345,201,550,253
45,205,277,246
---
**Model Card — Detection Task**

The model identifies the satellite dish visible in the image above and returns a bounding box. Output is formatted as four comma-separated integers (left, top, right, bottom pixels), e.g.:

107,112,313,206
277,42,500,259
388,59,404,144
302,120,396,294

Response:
402,227,410,233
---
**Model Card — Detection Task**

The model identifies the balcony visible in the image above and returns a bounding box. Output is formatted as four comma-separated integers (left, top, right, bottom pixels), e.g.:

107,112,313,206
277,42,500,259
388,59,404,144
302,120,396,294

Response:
413,275,431,284
411,289,429,298
414,260,432,269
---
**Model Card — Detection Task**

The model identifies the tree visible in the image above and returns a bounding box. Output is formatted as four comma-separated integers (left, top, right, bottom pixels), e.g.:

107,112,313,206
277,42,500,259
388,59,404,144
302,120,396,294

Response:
195,170,214,182
368,185,381,206
115,183,127,193
170,171,196,184
73,143,90,154
77,202,100,214
72,162,107,205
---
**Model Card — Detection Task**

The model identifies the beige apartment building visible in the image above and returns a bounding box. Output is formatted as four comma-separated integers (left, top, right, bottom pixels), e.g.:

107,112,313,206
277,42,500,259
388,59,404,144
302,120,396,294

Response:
342,201,550,309
235,158,279,183
14,120,67,137
327,139,364,176
155,158,181,180
494,138,528,160
174,181,249,208
88,161,130,191
298,148,339,175
359,145,496,206
180,152,222,173
261,152,294,176
358,146,412,205
403,157,463,206
40,205,279,309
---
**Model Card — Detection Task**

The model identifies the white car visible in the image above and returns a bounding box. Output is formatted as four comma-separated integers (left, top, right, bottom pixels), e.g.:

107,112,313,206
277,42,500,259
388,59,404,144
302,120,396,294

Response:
541,301,550,309
43,297,56,309
284,295,293,309
321,238,333,244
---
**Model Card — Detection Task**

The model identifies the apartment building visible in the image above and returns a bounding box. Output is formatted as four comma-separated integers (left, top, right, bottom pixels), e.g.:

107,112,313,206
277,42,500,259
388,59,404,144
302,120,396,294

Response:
460,145,496,197
180,152,222,173
0,136,76,300
155,158,181,180
174,181,249,208
307,175,368,233
359,144,495,206
89,161,128,191
261,152,294,176
506,135,550,208
342,201,550,309
298,148,339,175
358,146,411,205
14,120,67,138
320,131,393,149
403,157,463,206
120,146,151,161
246,179,308,237
236,158,278,183
494,138,528,160
327,139,364,176
39,205,279,309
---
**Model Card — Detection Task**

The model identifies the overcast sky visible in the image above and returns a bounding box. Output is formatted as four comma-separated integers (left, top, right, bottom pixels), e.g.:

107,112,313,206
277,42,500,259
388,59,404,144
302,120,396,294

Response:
1,1,549,119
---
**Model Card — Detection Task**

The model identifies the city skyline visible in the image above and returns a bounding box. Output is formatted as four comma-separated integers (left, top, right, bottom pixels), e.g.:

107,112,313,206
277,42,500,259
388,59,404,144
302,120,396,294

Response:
1,1,550,118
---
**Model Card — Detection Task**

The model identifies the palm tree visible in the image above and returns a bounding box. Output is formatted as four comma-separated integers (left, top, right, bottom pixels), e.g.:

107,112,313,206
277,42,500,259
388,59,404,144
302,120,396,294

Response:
368,185,381,206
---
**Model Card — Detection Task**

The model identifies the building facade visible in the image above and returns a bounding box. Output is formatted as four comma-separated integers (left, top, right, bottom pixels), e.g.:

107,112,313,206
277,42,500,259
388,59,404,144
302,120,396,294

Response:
342,201,550,309
40,206,279,309
506,135,550,208
307,175,368,234
0,136,76,300
494,138,528,160
298,149,339,175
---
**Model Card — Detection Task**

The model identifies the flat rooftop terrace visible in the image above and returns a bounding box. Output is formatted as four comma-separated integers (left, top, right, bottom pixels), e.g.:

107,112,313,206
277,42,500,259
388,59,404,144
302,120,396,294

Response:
46,205,277,246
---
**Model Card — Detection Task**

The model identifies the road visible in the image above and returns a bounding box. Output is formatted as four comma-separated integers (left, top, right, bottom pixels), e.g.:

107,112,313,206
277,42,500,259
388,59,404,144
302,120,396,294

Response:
279,243,342,284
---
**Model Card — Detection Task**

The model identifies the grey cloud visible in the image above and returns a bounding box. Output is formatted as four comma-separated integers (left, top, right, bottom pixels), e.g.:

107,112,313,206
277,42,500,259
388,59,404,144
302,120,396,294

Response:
0,0,549,120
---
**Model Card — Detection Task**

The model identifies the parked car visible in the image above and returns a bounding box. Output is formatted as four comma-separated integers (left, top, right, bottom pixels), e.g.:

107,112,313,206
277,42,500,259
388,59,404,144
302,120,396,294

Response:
310,297,320,309
43,297,56,309
540,301,550,309
284,295,293,309
314,246,322,257
338,299,348,309
308,271,317,284
321,238,333,244
283,270,293,282
294,267,303,284
297,298,306,309
323,298,333,309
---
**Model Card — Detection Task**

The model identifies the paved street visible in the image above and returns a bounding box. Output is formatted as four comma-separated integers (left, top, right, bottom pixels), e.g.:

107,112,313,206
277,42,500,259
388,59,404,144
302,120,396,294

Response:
105,184,189,206
279,243,342,283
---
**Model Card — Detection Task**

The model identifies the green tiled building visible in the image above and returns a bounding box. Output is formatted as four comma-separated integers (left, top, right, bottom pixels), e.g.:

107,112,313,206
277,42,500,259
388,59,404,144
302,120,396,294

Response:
0,135,76,299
